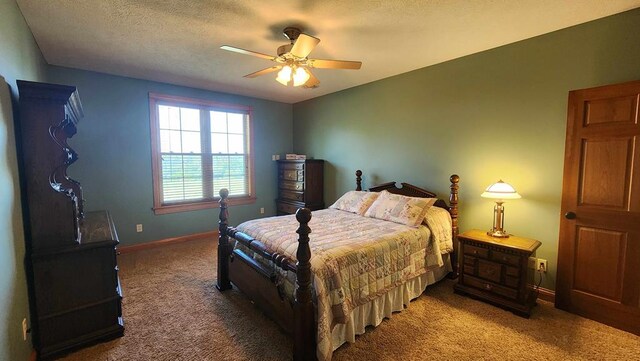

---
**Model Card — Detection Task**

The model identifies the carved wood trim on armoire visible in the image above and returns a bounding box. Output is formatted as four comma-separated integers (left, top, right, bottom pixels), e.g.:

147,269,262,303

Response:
16,80,124,359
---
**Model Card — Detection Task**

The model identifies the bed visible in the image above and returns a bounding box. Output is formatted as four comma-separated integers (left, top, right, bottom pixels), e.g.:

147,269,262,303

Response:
216,171,460,361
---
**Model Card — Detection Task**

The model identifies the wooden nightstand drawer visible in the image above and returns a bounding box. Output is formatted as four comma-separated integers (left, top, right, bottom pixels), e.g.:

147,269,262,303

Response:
463,255,476,266
491,250,520,266
463,264,475,275
505,276,520,288
477,259,502,284
465,276,518,300
506,266,519,277
464,244,488,259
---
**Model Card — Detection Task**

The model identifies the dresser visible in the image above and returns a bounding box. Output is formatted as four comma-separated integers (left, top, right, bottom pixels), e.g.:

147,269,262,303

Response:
17,81,124,359
454,229,541,317
276,159,324,215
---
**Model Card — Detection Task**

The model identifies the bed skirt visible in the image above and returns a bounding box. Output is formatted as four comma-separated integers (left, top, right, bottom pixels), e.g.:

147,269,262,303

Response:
327,254,452,357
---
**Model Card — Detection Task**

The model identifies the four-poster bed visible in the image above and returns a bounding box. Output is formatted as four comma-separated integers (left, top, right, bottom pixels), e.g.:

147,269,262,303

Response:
216,170,460,360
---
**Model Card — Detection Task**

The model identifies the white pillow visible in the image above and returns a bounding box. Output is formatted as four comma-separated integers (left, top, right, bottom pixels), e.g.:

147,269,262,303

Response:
364,190,437,227
329,191,380,215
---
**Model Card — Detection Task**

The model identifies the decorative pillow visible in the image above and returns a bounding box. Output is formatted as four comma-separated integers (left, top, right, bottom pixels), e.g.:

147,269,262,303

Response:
364,190,437,227
329,191,380,215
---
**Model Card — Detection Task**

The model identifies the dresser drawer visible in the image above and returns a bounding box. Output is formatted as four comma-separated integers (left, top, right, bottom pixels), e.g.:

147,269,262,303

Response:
477,259,502,284
280,162,304,170
280,190,304,202
490,250,521,266
280,169,304,181
280,180,304,191
276,201,300,215
464,244,488,259
465,276,518,300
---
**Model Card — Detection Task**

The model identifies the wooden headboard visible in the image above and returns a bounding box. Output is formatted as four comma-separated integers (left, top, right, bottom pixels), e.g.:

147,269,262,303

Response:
368,181,449,209
355,169,450,210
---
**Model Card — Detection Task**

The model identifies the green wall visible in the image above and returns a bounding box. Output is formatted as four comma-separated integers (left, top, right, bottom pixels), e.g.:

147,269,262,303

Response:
292,8,640,290
0,0,48,359
47,66,292,245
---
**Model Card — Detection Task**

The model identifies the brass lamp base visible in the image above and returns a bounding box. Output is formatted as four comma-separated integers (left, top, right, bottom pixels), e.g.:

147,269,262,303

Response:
487,201,510,238
487,229,510,238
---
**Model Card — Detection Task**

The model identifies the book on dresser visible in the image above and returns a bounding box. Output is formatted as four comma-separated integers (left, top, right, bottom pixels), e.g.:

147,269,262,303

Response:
16,80,124,359
276,159,324,215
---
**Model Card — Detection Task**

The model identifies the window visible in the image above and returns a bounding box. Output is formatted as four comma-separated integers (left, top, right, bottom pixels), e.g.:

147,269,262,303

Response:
149,93,254,214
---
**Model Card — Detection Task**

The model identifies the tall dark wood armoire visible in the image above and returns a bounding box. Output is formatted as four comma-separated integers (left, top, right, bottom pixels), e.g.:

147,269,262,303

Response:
16,81,124,359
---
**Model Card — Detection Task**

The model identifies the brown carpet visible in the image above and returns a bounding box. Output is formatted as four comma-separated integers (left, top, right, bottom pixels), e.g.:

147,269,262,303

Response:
60,238,640,361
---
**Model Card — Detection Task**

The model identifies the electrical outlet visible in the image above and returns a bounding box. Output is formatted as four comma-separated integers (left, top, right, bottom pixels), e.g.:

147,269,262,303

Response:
272,155,276,161
537,258,548,273
136,224,143,233
22,318,27,341
260,207,265,214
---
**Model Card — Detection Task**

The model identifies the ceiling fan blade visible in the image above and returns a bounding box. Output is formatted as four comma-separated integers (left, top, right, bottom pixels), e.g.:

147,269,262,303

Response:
308,59,362,70
220,45,276,61
244,66,282,78
290,34,320,58
303,69,320,88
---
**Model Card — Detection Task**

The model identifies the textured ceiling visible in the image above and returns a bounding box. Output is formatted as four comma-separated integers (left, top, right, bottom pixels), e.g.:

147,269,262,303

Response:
16,0,640,104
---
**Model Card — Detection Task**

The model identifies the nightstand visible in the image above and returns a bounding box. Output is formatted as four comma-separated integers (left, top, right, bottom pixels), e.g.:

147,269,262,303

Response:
454,229,541,317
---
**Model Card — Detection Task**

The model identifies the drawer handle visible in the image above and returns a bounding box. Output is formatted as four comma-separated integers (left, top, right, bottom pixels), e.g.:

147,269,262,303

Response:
485,284,492,291
502,256,508,261
473,250,478,255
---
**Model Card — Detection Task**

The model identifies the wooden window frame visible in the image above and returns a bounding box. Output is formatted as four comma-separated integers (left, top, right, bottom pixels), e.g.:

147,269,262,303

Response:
149,93,255,215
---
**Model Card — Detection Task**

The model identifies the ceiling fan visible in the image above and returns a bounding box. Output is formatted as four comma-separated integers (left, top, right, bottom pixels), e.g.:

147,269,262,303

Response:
221,26,362,88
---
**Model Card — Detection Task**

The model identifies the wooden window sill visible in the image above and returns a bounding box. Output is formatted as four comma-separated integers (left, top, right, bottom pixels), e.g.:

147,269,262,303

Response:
153,196,256,215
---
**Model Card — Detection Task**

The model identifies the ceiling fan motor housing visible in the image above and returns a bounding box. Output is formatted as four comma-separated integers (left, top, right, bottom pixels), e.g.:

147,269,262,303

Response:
283,26,302,41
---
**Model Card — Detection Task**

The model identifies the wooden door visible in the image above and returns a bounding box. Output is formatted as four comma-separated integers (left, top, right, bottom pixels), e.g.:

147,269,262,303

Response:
556,80,640,335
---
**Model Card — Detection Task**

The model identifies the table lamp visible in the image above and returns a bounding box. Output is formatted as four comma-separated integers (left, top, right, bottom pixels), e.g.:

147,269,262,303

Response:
481,180,521,238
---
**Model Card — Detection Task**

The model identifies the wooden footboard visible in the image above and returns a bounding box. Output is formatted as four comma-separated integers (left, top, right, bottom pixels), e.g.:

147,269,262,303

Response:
217,188,316,360
216,171,460,361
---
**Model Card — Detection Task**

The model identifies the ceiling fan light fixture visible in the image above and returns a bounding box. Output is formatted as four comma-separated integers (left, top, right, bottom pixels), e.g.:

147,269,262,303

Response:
293,67,310,87
276,65,292,85
222,26,362,89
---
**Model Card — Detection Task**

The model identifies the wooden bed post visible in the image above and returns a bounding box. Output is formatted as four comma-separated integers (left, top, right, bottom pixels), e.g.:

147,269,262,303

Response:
294,208,315,361
216,188,232,291
355,170,362,191
449,174,460,277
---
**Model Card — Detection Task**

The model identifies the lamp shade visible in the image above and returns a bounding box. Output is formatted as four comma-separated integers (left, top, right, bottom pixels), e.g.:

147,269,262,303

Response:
481,180,521,200
276,65,292,85
292,67,310,86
